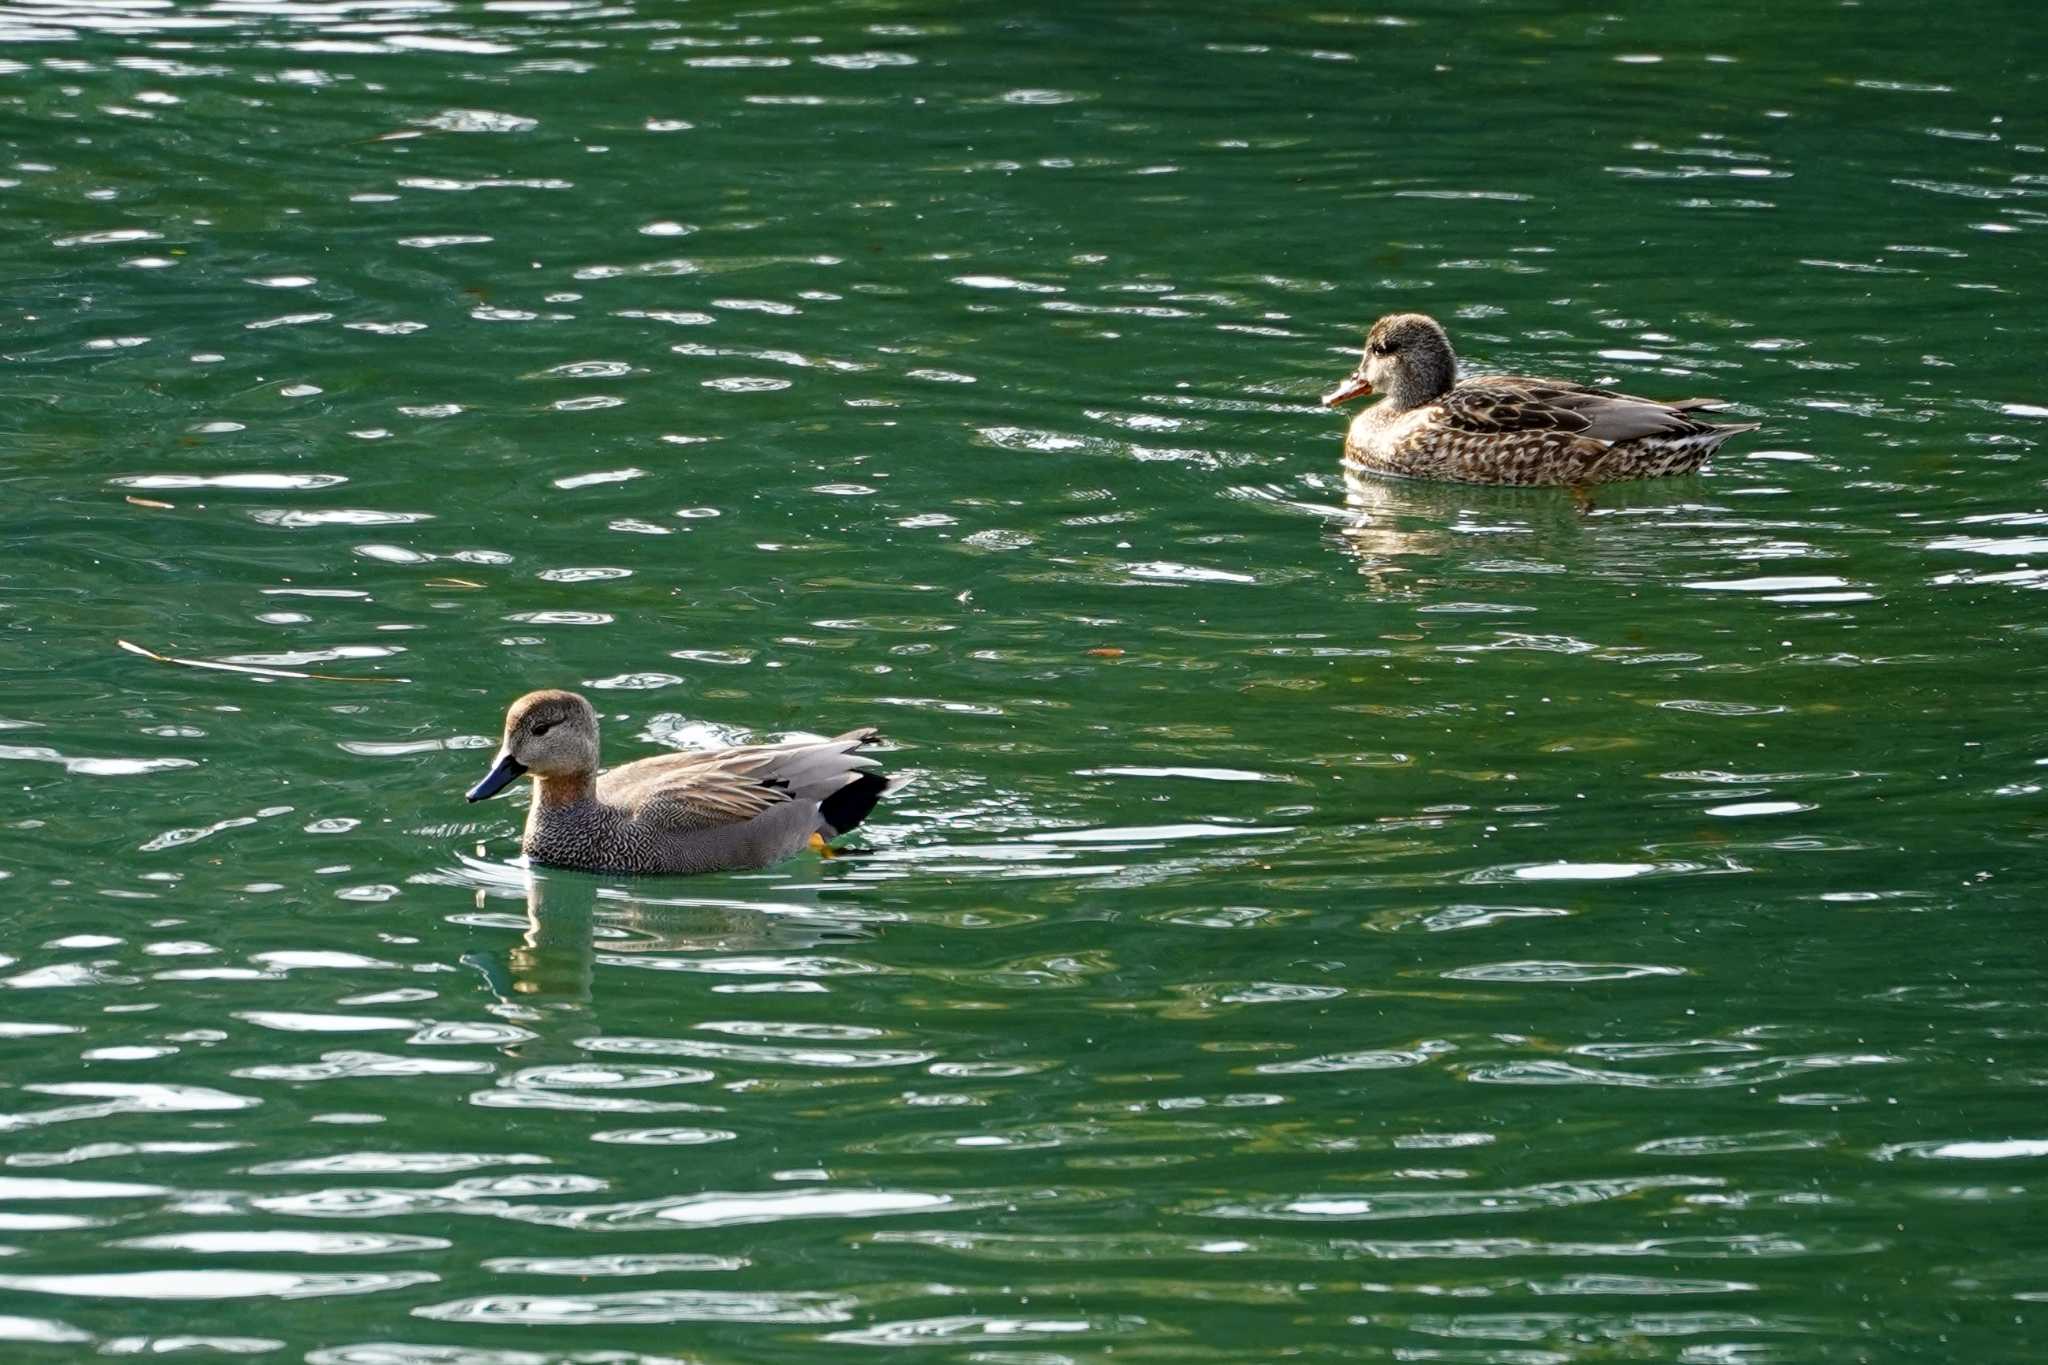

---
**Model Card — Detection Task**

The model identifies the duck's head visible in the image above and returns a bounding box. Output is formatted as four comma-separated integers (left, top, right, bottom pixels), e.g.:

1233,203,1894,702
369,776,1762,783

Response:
1321,312,1457,409
466,689,600,802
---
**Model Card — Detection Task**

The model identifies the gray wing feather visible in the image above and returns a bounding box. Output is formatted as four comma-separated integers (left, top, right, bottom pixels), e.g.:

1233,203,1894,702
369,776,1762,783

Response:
597,730,883,836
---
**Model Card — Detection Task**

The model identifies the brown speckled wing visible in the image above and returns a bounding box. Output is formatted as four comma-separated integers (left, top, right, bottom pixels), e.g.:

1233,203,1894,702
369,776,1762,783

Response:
1442,378,1720,445
1436,379,1597,437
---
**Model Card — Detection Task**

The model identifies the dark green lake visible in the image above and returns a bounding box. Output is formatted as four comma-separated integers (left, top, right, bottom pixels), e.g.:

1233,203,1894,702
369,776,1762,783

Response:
3,1,2046,1360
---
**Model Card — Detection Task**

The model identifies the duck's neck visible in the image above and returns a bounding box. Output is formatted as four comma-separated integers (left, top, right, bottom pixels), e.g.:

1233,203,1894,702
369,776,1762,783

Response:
1381,342,1457,413
529,772,596,814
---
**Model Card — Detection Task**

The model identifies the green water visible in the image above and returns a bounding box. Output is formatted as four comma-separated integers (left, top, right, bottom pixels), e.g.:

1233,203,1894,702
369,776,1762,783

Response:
4,1,2046,1360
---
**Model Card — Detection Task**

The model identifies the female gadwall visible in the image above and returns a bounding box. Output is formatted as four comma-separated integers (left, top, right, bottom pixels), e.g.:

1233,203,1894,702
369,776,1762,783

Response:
465,689,893,876
1322,312,1758,485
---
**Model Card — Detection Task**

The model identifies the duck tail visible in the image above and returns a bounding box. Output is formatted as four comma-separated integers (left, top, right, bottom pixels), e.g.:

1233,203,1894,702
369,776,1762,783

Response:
819,770,892,838
812,727,903,838
1670,400,1762,432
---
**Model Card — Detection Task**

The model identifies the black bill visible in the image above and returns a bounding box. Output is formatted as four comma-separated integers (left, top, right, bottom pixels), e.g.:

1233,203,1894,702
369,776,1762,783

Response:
466,752,528,802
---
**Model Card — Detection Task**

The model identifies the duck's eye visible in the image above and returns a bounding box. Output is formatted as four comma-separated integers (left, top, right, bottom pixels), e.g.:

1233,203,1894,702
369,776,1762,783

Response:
532,721,554,737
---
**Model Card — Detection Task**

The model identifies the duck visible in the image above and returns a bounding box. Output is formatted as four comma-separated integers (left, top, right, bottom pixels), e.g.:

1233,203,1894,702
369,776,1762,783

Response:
1322,312,1758,485
465,689,894,876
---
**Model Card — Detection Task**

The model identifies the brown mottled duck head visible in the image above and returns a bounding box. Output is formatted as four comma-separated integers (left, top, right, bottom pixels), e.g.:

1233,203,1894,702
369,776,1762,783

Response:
466,689,600,802
1323,312,1457,410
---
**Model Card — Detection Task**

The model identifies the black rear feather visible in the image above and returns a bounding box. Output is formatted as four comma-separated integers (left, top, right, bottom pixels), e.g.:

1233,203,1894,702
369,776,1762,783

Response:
819,771,889,838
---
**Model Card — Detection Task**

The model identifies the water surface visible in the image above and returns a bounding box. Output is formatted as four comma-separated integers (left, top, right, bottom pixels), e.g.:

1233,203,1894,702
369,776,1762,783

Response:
3,1,2046,1361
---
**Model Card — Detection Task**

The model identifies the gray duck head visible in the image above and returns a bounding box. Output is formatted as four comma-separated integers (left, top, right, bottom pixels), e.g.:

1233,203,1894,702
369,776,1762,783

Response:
1322,312,1458,412
466,689,601,802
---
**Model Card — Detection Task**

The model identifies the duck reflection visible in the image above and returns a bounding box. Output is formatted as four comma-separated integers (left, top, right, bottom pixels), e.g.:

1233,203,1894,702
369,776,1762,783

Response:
466,866,876,1007
1335,468,1468,578
1333,466,1704,583
503,874,597,1004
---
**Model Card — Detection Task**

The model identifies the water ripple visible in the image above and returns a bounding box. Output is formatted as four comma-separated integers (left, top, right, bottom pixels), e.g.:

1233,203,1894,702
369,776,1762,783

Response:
1199,1178,1722,1223
579,1036,931,1069
492,1186,1020,1232
414,1289,853,1324
0,1270,435,1300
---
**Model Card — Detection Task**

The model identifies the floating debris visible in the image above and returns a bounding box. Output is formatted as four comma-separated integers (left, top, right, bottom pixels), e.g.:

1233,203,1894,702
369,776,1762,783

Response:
117,639,408,684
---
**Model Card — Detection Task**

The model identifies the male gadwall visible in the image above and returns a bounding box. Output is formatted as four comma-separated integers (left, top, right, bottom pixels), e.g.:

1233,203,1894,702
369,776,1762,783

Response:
465,689,893,876
1322,312,1758,485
